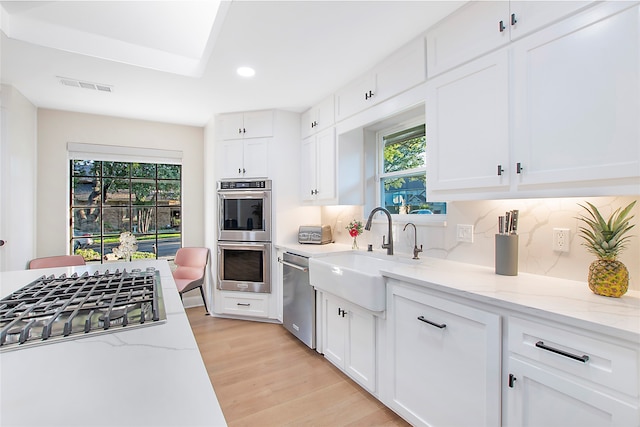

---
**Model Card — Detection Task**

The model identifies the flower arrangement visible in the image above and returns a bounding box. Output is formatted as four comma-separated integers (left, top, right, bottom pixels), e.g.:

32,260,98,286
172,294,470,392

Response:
346,220,364,249
112,231,138,261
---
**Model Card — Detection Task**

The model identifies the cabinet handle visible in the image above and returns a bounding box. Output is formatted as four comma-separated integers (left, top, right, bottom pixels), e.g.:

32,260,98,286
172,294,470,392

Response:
338,308,347,317
516,162,524,174
499,20,506,32
417,315,446,329
0,240,5,247
364,90,374,100
242,128,246,134
535,341,590,363
511,13,517,26
242,168,246,174
497,164,505,176
238,168,242,174
508,373,517,388
237,303,251,307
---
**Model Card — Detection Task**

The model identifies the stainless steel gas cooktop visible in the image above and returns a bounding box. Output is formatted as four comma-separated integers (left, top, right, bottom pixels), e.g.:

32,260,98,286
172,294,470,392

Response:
0,268,167,352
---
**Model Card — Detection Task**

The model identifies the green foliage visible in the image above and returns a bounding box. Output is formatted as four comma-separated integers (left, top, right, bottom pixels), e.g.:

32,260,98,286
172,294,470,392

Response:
75,248,102,261
577,201,636,261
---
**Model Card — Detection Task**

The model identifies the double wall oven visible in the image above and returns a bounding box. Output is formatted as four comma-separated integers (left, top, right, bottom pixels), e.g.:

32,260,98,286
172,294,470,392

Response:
217,179,271,293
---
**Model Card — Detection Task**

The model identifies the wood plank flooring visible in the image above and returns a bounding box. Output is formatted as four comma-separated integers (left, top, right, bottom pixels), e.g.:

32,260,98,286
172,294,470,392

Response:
186,308,410,427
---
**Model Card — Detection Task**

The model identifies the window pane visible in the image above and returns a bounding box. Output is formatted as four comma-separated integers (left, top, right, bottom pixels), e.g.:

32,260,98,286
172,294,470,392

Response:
131,179,156,205
72,160,99,178
103,207,130,233
381,173,427,214
383,126,426,173
132,163,156,178
102,162,130,177
132,206,156,234
158,164,180,179
103,179,130,206
158,207,181,232
72,179,101,206
158,180,180,205
72,208,101,234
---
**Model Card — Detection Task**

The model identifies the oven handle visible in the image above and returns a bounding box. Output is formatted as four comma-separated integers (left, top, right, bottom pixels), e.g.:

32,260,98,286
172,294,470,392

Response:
277,257,308,272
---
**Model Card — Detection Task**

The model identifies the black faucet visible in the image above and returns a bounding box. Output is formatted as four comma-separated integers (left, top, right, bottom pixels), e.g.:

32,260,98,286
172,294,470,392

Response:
403,222,423,260
365,207,394,255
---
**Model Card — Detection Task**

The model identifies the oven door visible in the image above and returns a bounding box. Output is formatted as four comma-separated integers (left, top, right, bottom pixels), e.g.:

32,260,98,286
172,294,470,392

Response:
217,242,271,293
218,190,271,241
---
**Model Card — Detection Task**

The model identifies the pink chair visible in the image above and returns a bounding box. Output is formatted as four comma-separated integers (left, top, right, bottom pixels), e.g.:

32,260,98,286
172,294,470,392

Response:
29,255,86,269
172,247,210,314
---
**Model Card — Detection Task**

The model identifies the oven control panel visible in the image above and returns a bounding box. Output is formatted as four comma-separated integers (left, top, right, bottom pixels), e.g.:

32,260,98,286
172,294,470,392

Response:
219,180,271,190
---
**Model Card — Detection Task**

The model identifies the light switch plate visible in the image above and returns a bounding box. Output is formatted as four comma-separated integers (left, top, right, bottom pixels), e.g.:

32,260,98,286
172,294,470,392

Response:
457,224,474,243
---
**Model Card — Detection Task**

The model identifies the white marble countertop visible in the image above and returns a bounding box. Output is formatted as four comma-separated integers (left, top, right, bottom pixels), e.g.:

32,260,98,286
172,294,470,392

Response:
0,260,227,427
277,243,640,343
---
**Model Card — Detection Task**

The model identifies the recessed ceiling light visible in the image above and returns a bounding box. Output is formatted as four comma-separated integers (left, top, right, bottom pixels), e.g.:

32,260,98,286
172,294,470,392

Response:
236,66,255,78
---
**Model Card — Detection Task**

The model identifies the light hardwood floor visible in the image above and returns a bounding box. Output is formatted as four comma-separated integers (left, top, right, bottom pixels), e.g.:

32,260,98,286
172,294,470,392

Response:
186,307,410,427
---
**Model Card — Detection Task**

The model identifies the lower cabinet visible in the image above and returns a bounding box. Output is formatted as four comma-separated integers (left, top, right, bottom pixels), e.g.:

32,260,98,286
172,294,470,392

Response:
387,280,501,427
321,292,377,393
504,316,639,427
218,291,269,318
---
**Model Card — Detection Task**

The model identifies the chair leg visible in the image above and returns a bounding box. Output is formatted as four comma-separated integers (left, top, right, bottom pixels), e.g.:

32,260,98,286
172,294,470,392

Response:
198,285,209,315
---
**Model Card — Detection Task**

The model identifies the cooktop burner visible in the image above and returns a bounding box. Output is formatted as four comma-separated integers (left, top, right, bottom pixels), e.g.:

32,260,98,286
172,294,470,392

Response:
0,268,167,352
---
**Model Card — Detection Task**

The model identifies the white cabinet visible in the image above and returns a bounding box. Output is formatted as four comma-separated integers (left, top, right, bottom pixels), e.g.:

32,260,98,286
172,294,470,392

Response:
505,316,639,426
218,291,269,318
335,37,426,121
426,1,593,77
300,127,336,203
426,49,510,194
321,292,376,393
388,281,501,427
512,2,640,189
219,137,269,179
300,95,334,139
218,110,273,140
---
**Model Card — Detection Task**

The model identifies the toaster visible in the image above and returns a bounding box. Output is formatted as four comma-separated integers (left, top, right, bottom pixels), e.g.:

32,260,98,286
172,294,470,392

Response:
298,225,333,244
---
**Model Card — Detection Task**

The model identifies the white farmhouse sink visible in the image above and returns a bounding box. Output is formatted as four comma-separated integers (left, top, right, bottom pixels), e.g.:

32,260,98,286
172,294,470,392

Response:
309,252,396,312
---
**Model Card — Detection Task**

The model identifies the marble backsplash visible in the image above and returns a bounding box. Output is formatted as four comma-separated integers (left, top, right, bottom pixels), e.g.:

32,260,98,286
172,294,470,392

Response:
321,196,640,291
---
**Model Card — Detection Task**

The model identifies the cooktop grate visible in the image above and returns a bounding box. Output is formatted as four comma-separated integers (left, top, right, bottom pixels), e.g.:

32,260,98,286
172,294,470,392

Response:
0,268,166,352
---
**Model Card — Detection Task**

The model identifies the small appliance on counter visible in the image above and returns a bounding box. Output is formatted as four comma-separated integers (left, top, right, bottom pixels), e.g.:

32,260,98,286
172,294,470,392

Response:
298,225,332,245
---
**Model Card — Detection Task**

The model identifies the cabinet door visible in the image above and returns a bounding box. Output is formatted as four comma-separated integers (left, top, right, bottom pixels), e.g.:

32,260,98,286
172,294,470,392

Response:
375,37,426,104
345,303,376,392
242,138,269,178
390,284,501,427
335,73,376,121
218,140,244,178
506,357,638,427
219,113,246,140
314,95,335,133
426,49,510,195
509,1,594,40
243,110,273,139
426,1,509,77
314,128,336,203
512,3,640,188
322,294,346,368
300,136,317,202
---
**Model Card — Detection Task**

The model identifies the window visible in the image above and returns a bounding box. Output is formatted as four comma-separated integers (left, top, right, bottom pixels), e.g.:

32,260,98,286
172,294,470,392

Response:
377,121,446,216
70,160,182,262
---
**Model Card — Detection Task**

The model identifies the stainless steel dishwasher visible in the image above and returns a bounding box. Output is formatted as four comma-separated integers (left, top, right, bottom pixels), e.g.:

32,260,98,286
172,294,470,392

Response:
279,252,315,349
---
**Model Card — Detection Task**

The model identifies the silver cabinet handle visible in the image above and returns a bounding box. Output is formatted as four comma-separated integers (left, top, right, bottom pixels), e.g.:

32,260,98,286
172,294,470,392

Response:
417,315,446,329
277,257,308,272
535,341,589,363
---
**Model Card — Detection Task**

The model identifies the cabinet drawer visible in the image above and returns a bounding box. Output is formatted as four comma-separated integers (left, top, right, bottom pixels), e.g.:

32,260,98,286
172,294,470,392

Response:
220,293,268,318
508,316,639,397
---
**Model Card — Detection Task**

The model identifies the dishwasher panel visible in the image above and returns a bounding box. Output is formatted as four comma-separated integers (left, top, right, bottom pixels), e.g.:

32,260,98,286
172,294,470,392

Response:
281,252,315,349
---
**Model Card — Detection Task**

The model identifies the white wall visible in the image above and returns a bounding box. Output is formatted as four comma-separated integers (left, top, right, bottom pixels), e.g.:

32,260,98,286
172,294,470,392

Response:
322,195,640,291
36,109,205,257
0,85,37,271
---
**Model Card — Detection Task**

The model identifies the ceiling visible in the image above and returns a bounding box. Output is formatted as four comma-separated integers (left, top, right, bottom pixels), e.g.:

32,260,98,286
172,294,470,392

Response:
0,1,464,127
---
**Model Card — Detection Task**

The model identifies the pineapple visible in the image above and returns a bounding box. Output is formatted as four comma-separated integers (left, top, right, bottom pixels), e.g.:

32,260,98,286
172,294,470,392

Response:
577,200,636,297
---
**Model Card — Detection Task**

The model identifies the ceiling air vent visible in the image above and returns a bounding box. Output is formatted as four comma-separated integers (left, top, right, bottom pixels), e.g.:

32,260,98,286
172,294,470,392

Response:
58,76,113,93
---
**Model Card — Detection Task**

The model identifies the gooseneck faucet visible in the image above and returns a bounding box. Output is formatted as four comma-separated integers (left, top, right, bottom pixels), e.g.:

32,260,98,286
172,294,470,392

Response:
365,207,394,255
403,222,423,260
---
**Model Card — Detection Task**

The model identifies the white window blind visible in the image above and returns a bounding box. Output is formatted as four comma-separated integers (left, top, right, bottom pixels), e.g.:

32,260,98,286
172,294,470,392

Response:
67,142,182,165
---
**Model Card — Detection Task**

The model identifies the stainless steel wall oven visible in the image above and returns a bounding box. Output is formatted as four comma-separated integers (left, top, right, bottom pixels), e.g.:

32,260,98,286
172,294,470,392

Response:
217,179,272,293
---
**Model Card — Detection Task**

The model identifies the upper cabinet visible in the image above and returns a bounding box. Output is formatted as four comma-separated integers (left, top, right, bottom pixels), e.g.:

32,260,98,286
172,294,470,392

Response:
218,110,273,140
426,1,594,77
300,127,336,204
427,1,640,200
300,95,335,140
335,37,426,121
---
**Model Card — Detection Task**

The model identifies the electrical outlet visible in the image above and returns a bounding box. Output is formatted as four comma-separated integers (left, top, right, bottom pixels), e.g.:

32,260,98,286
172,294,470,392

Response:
457,224,474,243
553,228,570,252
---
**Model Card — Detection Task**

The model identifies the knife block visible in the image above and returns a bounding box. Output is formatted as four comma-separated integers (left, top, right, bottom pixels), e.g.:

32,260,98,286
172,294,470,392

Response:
495,234,518,276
